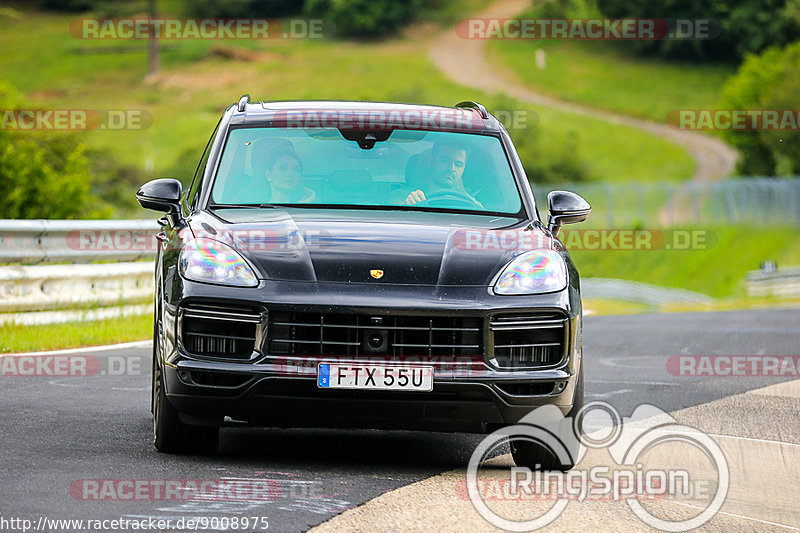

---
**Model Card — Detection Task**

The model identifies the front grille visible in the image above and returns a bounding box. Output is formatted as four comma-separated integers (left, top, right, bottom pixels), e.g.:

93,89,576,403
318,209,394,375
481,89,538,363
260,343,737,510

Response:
181,304,263,359
268,312,482,357
490,314,567,369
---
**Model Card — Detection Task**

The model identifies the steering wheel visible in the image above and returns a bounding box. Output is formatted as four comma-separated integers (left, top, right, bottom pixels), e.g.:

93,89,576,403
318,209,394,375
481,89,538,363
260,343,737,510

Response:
419,189,483,209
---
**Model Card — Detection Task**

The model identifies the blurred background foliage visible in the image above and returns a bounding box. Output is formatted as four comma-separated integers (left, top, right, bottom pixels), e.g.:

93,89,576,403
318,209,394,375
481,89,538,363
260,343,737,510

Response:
596,0,800,61
5,0,600,218
34,0,800,52
720,41,800,175
0,82,111,218
0,0,796,219
497,0,800,176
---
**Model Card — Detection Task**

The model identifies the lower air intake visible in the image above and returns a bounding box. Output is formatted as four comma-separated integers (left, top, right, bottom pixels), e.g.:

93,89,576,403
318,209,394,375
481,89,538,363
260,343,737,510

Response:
490,314,567,369
496,382,555,396
181,304,263,360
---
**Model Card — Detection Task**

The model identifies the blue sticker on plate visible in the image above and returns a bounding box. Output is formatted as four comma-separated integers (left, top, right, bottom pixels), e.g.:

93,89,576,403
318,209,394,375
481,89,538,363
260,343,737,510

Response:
318,363,330,387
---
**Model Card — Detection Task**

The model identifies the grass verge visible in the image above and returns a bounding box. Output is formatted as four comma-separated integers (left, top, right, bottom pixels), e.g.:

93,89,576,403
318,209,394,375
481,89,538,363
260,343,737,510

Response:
0,313,152,354
586,296,800,316
571,226,800,298
489,38,735,124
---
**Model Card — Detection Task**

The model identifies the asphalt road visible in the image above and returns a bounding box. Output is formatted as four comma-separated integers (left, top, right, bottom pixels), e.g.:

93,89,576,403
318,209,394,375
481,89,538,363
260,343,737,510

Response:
1,308,797,532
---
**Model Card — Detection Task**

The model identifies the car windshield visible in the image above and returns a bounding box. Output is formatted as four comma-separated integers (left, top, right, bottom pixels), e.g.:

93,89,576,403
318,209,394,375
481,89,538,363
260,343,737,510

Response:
210,127,524,216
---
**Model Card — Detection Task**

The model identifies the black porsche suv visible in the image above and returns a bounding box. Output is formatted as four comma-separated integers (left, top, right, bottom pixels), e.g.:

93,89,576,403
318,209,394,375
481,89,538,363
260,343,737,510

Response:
137,96,591,467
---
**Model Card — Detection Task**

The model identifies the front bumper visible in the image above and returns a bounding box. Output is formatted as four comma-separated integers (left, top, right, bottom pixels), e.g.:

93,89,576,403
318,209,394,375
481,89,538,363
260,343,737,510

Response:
159,279,583,434
164,357,579,433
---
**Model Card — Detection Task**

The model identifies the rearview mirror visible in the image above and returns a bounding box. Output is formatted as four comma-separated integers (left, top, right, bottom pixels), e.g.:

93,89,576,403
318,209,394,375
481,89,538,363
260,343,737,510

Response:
136,178,182,214
547,190,590,236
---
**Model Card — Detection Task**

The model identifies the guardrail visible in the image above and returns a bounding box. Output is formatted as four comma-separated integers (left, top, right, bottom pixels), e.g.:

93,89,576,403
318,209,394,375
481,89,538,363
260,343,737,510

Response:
747,265,800,298
0,262,153,313
0,220,159,325
2,217,795,326
582,278,713,306
0,219,159,264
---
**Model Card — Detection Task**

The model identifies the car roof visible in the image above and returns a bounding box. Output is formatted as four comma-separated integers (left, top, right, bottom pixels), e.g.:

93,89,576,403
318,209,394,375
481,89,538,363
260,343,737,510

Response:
229,98,503,133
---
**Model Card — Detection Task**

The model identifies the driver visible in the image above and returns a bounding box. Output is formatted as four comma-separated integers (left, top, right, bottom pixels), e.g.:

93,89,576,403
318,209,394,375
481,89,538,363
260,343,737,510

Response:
405,142,482,207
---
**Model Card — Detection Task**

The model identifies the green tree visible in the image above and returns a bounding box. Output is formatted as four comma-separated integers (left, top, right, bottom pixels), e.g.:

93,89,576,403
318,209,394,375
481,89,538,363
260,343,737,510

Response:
0,83,111,219
305,0,423,38
186,0,306,18
596,0,800,61
720,41,800,175
489,95,588,183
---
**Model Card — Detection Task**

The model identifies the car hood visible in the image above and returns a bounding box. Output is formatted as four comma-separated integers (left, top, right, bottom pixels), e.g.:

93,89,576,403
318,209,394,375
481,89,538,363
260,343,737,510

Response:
190,208,555,286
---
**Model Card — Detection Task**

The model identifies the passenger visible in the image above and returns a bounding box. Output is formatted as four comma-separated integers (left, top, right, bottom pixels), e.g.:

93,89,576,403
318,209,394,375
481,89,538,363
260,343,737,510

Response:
255,147,315,203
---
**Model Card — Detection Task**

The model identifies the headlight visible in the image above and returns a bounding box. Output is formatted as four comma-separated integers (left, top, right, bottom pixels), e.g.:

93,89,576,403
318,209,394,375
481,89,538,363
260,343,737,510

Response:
493,250,567,295
179,238,259,287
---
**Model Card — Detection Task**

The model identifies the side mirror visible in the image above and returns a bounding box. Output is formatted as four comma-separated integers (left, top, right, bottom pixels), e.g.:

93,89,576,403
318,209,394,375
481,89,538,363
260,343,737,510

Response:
547,190,590,236
136,178,182,214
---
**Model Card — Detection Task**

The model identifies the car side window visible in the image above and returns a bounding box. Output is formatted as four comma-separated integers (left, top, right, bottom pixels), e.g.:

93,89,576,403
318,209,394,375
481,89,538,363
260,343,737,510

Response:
185,120,220,213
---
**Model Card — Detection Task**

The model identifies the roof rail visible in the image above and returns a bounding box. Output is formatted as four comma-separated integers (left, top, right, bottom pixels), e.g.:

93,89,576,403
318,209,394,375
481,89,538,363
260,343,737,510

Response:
237,94,250,112
455,100,488,119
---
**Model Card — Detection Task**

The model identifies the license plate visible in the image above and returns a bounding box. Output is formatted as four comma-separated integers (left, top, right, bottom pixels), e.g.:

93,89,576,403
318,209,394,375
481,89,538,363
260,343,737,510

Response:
317,363,433,392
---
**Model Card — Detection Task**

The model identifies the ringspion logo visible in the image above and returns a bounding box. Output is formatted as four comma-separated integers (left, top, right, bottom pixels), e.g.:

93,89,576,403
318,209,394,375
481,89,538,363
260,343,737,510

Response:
466,402,729,531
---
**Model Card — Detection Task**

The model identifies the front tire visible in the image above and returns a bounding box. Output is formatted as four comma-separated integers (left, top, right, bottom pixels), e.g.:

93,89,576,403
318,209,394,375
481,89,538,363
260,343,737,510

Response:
511,367,584,471
152,321,218,454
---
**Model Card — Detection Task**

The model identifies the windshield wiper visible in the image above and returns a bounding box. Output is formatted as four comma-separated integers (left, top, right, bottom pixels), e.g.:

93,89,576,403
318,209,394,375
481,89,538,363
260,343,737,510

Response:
209,203,277,209
266,203,521,218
